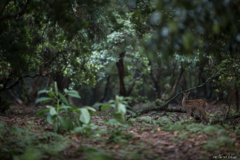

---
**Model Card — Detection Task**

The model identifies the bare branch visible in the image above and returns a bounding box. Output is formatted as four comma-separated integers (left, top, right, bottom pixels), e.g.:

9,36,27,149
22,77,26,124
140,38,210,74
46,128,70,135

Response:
0,73,51,92
139,71,156,91
126,74,143,96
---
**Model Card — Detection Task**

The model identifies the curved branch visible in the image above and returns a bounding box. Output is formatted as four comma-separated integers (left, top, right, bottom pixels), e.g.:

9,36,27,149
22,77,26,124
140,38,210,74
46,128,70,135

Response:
0,73,50,92
126,74,142,96
138,71,156,91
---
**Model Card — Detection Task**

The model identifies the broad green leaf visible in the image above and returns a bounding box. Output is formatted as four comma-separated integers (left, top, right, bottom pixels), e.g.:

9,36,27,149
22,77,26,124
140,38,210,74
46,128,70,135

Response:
53,123,58,132
37,90,49,95
50,108,57,116
93,103,103,108
108,100,115,103
58,116,67,129
59,105,71,110
100,104,112,111
58,92,69,105
35,97,52,104
113,112,122,122
79,108,90,124
84,106,96,115
83,106,96,112
65,90,81,98
66,118,74,130
48,91,55,97
110,104,116,109
46,105,53,109
67,93,81,99
47,114,53,124
118,103,126,115
69,104,79,110
64,89,78,94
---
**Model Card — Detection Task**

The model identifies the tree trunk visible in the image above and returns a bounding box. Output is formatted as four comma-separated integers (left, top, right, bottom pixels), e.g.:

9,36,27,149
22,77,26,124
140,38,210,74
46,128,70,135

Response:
116,53,126,96
29,75,43,103
236,87,239,112
171,65,185,97
100,76,110,102
94,82,100,103
149,61,161,98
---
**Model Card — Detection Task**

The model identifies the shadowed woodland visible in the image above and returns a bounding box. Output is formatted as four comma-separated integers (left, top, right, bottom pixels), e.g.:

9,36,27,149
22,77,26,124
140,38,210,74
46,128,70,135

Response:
0,0,240,160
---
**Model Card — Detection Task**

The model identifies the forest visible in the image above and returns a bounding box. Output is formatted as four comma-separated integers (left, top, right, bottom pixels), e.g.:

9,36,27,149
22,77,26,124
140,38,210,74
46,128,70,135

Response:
0,0,240,159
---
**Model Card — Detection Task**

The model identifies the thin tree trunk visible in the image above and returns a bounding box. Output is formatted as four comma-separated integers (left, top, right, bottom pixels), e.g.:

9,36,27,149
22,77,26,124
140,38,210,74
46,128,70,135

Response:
94,83,100,103
236,87,239,112
171,65,185,97
116,53,126,96
29,75,43,102
100,76,110,102
149,61,161,98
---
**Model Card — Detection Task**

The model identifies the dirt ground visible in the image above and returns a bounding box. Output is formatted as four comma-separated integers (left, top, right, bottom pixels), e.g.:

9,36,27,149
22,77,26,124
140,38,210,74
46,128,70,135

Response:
0,103,240,160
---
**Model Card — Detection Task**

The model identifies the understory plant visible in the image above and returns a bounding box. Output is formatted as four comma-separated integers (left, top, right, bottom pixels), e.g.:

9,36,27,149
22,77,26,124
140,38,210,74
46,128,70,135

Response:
35,82,96,132
0,121,70,160
93,95,132,122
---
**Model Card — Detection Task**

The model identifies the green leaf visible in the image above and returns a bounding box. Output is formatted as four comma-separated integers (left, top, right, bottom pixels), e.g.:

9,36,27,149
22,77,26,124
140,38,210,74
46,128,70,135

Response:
66,119,74,130
53,123,58,132
68,93,81,99
47,114,54,124
59,105,71,111
46,105,53,108
108,100,115,103
35,97,52,104
127,110,136,116
58,92,69,105
37,90,49,95
58,116,67,129
100,104,112,111
113,112,122,121
65,89,81,99
35,108,49,116
48,91,55,97
118,103,126,115
92,103,103,108
64,89,78,94
50,108,57,116
83,106,96,112
79,108,90,124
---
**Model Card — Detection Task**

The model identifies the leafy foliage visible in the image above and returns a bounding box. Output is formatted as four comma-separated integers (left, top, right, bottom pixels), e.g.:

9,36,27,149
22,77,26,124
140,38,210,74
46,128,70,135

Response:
35,82,96,132
94,95,132,121
0,121,70,160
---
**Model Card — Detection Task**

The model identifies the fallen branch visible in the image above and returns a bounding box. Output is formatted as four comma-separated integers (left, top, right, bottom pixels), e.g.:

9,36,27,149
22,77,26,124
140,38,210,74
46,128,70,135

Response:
126,71,220,119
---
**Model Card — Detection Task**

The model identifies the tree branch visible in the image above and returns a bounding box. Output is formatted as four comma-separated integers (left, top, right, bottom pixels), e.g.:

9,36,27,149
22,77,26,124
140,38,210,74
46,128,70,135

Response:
0,0,11,17
0,0,31,22
127,71,221,119
140,72,156,91
126,74,142,96
0,73,49,92
171,64,185,97
100,75,111,102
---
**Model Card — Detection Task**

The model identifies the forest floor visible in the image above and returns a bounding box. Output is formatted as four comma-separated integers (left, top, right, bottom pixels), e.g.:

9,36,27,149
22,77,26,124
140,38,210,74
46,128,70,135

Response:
0,103,240,160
